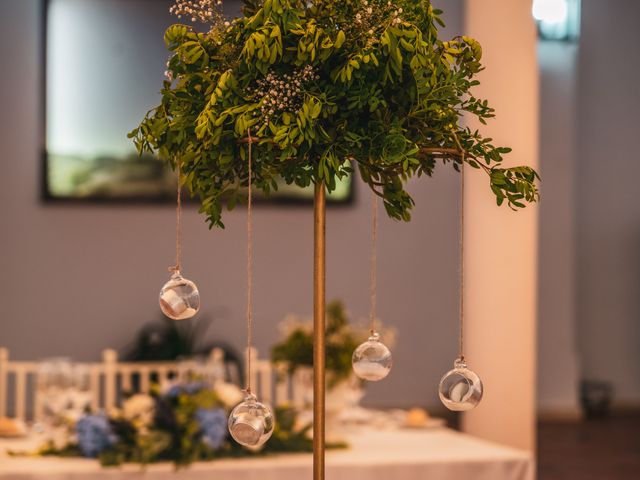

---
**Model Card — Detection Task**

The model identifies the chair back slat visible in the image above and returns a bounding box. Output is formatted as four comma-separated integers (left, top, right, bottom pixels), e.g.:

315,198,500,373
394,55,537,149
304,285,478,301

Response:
0,348,8,418
121,366,132,392
139,366,151,394
13,367,27,420
89,365,101,412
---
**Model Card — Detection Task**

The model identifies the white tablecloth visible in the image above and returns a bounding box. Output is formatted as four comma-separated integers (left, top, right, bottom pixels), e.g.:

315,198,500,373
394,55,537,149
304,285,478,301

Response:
0,428,533,480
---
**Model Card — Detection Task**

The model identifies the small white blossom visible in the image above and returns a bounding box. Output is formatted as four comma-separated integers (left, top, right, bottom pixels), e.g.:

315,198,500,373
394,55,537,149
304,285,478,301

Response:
170,0,225,25
252,65,318,129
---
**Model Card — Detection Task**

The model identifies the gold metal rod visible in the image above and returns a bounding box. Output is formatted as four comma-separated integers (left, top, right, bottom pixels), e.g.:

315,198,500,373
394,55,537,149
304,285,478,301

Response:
313,182,326,480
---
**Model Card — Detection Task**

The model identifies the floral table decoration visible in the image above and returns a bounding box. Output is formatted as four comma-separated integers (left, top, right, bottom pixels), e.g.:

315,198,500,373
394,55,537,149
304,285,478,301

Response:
27,380,318,468
271,300,395,389
271,301,395,440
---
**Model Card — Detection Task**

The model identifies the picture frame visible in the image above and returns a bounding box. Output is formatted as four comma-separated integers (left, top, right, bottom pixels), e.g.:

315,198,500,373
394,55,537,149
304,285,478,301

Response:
41,0,354,206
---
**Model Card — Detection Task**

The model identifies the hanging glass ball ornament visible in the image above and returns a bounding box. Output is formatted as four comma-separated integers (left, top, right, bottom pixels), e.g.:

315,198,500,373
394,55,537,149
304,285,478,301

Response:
438,358,483,411
159,271,200,320
352,332,393,381
228,392,274,448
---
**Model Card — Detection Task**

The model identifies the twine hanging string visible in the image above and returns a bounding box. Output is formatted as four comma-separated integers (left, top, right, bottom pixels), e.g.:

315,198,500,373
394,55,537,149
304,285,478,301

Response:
458,157,465,362
369,192,378,335
170,160,183,274
245,128,254,394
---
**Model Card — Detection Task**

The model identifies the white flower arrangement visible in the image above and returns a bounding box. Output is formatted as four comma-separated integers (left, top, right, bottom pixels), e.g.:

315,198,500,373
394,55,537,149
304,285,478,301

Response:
122,394,156,431
213,382,245,408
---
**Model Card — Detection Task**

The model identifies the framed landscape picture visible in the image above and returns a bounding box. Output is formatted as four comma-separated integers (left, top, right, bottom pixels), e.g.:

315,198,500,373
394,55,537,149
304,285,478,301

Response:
43,0,353,204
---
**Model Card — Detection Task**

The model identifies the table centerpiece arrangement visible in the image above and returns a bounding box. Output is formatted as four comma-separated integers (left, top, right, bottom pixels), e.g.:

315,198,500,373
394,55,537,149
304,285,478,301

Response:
19,380,318,468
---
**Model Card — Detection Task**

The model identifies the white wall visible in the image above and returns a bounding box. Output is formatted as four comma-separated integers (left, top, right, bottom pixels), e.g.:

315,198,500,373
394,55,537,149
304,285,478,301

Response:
0,0,466,410
575,0,640,407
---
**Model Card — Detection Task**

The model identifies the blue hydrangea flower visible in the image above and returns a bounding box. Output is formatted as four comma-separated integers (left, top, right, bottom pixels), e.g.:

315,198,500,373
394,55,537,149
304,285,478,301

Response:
166,381,206,398
76,414,117,458
184,381,207,395
195,408,227,449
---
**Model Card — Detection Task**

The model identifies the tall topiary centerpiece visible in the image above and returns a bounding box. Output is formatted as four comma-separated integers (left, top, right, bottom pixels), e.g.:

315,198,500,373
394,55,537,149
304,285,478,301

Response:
131,0,538,227
131,1,539,477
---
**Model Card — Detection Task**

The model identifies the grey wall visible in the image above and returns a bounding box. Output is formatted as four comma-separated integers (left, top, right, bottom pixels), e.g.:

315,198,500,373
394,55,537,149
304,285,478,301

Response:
537,40,581,416
0,0,465,409
537,0,640,414
18,0,640,416
575,0,640,406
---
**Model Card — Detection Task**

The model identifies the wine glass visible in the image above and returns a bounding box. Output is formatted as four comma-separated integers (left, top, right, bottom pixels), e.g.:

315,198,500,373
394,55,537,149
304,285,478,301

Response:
67,363,92,421
36,358,73,445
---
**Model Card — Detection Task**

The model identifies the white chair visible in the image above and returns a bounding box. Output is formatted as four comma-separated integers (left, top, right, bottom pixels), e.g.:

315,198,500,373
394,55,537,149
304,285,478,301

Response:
0,347,310,422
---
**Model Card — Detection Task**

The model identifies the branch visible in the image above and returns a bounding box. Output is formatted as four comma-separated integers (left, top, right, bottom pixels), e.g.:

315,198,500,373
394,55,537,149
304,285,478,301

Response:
418,147,491,173
235,137,492,175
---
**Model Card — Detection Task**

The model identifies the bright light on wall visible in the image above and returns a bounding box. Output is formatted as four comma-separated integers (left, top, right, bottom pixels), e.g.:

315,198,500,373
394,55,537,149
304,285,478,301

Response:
532,0,580,41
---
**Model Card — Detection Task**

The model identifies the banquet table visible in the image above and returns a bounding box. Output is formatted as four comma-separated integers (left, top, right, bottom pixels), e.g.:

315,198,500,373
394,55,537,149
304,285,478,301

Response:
0,427,533,480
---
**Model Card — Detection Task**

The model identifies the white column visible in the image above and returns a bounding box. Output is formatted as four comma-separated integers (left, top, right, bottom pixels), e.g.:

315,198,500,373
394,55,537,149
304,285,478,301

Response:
462,0,540,451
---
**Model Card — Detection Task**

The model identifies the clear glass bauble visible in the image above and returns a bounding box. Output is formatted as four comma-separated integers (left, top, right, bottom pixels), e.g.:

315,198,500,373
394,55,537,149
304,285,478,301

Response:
438,358,483,411
352,332,392,381
159,271,200,320
228,392,274,448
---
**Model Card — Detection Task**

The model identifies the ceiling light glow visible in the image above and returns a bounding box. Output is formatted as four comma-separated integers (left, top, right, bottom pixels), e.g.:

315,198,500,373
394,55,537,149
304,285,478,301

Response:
532,0,569,24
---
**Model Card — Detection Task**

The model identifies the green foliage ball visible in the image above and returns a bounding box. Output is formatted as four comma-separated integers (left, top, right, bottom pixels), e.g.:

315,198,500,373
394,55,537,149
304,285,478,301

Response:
131,0,539,228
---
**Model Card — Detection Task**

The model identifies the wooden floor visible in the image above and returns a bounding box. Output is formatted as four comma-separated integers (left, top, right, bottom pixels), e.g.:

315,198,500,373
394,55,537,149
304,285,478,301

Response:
537,414,640,480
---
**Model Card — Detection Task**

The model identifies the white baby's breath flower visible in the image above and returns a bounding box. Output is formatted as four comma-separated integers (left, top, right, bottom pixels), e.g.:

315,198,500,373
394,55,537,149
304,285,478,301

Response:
279,314,302,336
170,0,224,25
252,66,317,124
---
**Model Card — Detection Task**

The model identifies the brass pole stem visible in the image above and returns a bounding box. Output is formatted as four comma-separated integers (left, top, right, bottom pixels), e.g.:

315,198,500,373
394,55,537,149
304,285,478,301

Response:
313,182,326,480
